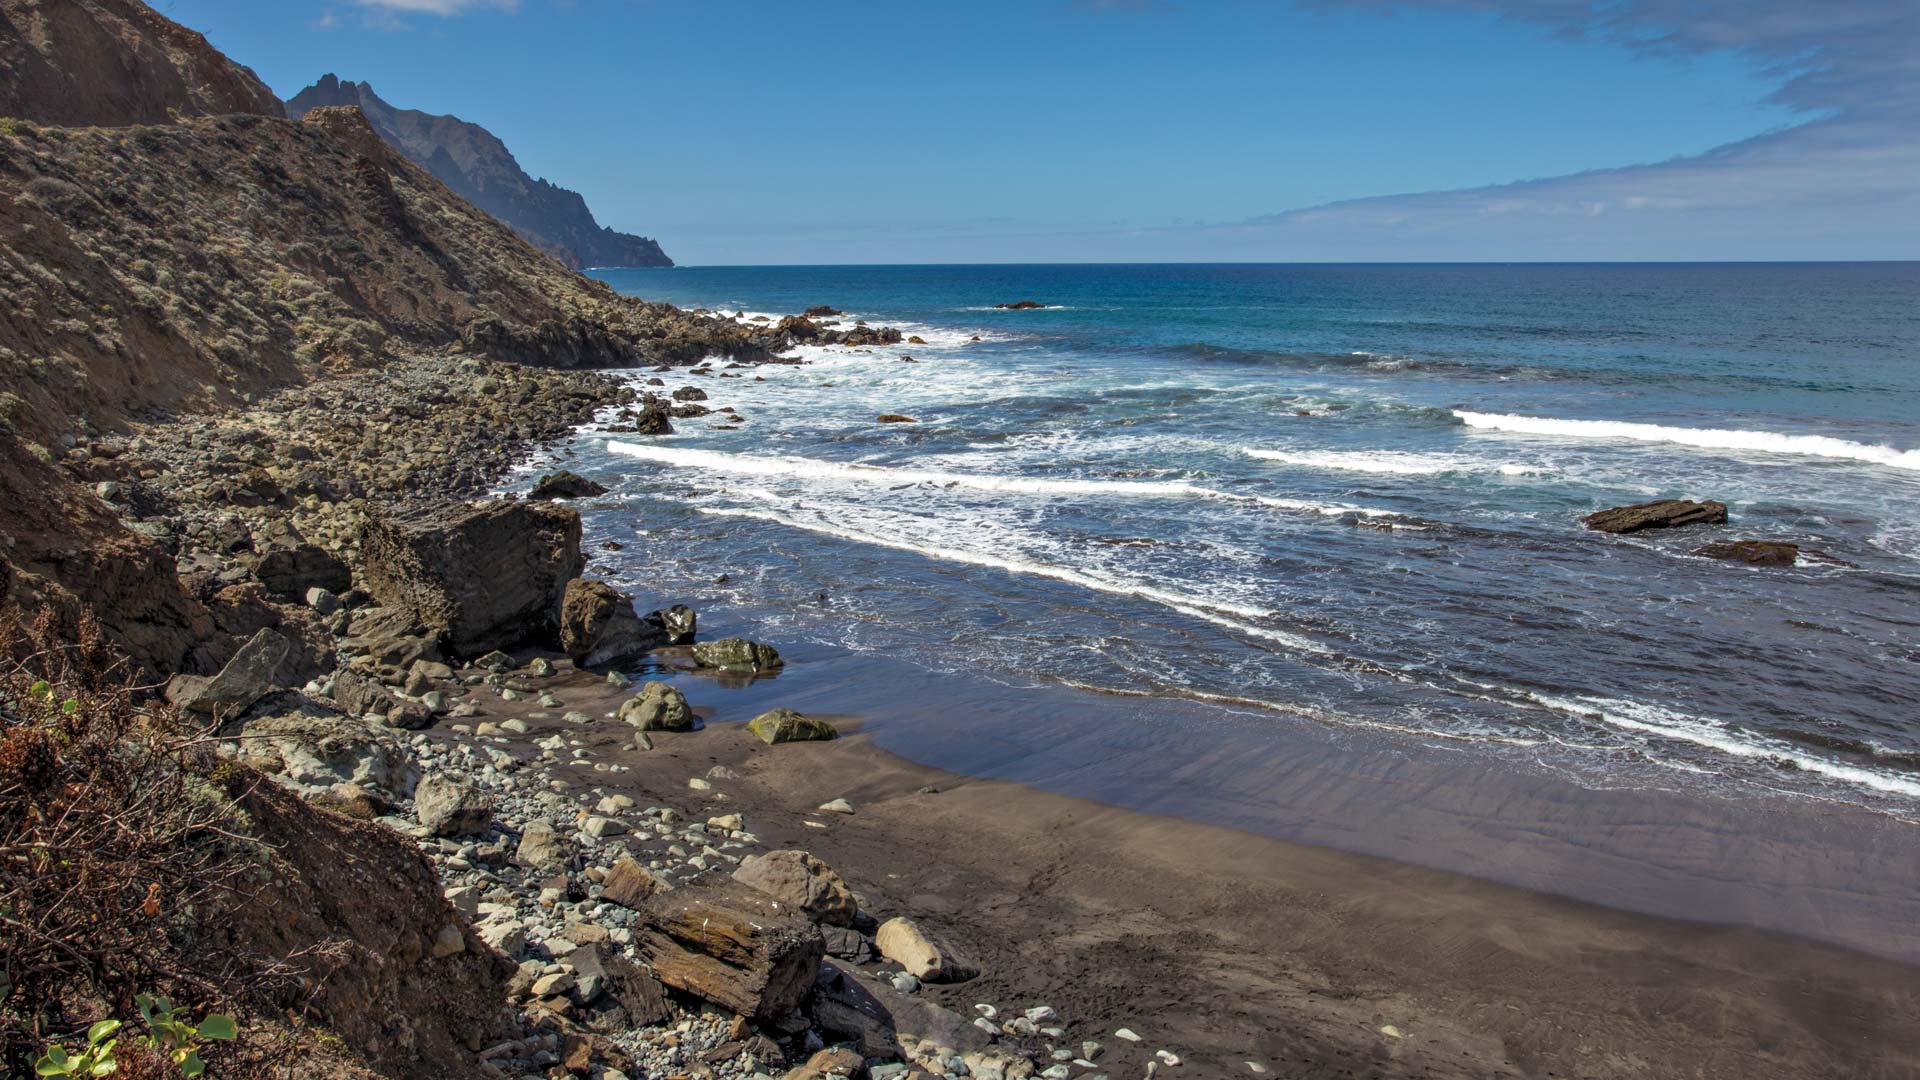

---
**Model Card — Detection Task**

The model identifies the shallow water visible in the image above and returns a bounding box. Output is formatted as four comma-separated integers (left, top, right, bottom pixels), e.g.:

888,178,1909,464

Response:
554,262,1920,824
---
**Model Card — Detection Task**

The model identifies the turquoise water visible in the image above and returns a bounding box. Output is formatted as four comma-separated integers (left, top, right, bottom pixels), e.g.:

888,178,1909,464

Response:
570,263,1920,818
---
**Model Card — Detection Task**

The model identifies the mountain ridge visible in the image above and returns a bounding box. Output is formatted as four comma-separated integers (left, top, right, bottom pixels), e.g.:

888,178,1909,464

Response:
286,74,672,270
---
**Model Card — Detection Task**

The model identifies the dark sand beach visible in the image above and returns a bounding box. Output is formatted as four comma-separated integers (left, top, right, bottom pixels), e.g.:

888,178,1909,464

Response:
457,661,1920,1079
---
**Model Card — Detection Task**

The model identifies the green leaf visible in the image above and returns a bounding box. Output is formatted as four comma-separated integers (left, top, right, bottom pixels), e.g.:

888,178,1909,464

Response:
89,1061,117,1077
134,994,155,1024
196,1015,237,1041
87,1020,122,1045
178,1050,205,1078
28,679,52,701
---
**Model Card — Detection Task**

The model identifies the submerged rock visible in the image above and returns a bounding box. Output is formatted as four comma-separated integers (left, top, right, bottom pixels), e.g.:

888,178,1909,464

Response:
1581,499,1728,534
528,470,608,500
746,708,837,745
691,637,783,674
877,414,918,424
1692,539,1799,565
993,300,1046,310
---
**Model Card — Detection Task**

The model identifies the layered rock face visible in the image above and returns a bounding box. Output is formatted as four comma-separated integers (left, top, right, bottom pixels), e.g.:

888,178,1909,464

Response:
359,501,583,660
286,75,672,270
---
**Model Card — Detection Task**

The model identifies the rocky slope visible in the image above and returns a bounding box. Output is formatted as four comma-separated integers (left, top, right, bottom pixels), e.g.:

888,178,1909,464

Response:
0,92,883,670
0,0,281,125
287,75,672,270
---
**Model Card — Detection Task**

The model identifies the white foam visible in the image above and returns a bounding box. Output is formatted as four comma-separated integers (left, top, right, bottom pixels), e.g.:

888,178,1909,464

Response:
1456,412,1920,471
1526,693,1920,799
607,442,1397,517
697,504,1336,656
1247,448,1488,476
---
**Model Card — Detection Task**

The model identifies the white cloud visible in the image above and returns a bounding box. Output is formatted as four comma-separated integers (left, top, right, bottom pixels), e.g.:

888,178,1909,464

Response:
349,0,518,15
1244,0,1920,258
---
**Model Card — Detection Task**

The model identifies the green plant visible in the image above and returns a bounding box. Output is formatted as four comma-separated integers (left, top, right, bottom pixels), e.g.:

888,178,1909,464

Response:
30,1019,121,1077
28,998,238,1078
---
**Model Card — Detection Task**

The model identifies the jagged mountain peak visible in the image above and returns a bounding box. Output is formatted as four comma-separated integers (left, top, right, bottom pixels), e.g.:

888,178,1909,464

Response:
286,75,671,270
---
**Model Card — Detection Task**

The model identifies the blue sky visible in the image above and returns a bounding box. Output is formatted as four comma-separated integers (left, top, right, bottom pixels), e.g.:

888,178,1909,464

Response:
164,0,1917,264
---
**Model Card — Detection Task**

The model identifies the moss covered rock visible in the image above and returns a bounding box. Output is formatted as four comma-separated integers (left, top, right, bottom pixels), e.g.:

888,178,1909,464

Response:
746,708,836,745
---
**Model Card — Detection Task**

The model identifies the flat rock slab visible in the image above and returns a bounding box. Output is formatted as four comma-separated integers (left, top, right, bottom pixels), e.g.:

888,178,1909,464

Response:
633,879,823,1021
1582,499,1728,534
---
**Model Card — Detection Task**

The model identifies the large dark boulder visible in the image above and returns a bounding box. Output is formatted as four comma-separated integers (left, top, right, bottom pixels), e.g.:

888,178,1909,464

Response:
527,470,607,501
1582,499,1728,534
359,500,582,659
558,578,667,667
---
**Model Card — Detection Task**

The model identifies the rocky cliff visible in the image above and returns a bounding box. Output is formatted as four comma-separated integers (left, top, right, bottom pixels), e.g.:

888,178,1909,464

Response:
0,0,281,125
287,75,672,270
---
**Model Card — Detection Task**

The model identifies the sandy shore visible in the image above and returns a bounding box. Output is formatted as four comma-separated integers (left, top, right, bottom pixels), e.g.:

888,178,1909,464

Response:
469,663,1920,1079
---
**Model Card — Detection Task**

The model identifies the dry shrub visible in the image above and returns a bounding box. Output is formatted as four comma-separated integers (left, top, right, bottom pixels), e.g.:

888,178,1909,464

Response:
0,607,283,1074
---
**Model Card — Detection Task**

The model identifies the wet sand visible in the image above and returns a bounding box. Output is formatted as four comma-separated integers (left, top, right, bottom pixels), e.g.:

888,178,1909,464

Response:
484,661,1920,1079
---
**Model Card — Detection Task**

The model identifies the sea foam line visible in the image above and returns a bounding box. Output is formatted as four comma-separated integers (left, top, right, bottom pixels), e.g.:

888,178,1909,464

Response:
1245,447,1545,477
697,504,1338,656
608,441,1397,517
1455,411,1920,471
1525,692,1920,799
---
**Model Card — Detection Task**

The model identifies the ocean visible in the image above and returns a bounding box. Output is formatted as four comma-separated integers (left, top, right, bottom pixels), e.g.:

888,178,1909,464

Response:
554,262,1920,827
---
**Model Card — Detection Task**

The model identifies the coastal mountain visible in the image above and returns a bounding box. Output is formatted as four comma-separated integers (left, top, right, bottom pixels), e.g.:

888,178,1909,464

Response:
286,74,672,270
0,0,281,125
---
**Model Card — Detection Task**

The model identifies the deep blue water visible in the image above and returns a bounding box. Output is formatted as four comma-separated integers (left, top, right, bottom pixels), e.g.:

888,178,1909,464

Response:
564,263,1920,818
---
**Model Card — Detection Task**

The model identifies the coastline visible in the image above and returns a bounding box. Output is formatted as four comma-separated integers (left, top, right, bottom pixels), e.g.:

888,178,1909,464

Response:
85,310,1920,1077
451,661,1920,1078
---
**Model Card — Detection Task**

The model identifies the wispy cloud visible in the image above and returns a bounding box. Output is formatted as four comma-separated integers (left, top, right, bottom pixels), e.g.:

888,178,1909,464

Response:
1244,0,1920,258
349,0,518,16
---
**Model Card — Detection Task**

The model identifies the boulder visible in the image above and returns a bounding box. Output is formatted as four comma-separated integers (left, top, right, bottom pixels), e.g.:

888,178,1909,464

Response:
810,963,905,1061
1581,499,1728,534
559,578,667,667
691,637,783,674
329,668,399,719
784,1047,867,1080
649,603,697,645
672,386,709,402
254,543,351,597
629,394,674,435
732,850,858,927
747,708,837,745
516,821,575,872
359,499,582,659
803,305,843,317
618,681,693,731
528,470,608,501
568,941,672,1032
993,300,1046,310
166,627,289,716
1692,539,1799,566
414,774,493,837
875,917,978,983
600,856,668,910
632,879,824,1021
229,695,419,796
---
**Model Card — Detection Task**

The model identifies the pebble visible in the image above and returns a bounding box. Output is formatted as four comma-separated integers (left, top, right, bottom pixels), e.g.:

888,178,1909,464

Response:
1115,1029,1142,1042
687,777,713,792
818,798,855,814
